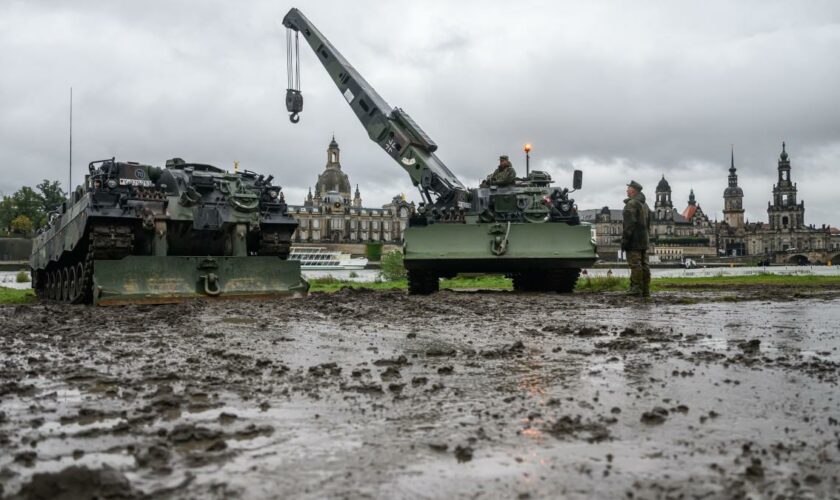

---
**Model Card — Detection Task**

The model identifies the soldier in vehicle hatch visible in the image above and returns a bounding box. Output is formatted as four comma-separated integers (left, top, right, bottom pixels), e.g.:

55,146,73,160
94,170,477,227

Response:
622,180,652,299
481,155,517,187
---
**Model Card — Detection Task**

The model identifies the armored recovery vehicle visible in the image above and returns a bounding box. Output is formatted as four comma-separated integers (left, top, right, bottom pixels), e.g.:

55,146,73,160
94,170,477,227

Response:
30,158,307,305
282,8,597,294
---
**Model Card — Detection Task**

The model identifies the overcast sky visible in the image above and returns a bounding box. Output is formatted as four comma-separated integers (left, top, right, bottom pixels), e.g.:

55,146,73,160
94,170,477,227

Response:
1,0,838,226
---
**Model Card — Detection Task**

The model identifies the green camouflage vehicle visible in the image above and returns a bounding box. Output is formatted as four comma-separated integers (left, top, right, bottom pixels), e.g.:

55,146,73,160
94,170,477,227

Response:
282,8,597,294
30,157,307,305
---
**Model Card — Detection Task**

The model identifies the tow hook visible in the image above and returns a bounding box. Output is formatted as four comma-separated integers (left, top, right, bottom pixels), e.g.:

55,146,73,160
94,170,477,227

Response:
489,222,511,256
201,273,222,296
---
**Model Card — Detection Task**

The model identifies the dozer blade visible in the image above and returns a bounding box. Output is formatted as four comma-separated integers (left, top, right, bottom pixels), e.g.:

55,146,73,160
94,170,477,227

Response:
91,256,308,306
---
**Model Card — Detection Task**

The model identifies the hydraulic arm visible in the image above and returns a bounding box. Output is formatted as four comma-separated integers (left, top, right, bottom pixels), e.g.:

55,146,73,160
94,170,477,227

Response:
282,8,467,211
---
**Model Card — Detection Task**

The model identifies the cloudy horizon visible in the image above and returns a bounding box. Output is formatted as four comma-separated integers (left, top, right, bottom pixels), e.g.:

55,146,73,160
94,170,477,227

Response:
1,0,838,227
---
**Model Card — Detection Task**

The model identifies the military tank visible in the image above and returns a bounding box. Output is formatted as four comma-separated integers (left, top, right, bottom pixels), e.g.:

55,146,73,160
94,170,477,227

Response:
282,8,597,294
30,157,308,305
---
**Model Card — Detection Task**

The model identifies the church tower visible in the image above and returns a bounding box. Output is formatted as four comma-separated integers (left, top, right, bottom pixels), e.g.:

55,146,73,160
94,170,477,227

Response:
314,136,352,202
352,184,362,208
723,147,745,228
767,142,804,230
654,175,673,221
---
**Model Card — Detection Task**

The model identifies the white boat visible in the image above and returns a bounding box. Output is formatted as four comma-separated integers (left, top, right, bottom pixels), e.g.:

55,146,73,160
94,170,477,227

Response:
289,247,369,270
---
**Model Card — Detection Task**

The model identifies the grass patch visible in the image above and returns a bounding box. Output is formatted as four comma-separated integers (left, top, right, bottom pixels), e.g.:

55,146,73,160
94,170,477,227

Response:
0,287,36,304
653,273,840,290
308,276,407,293
307,272,840,294
306,275,513,293
576,276,628,292
441,275,511,290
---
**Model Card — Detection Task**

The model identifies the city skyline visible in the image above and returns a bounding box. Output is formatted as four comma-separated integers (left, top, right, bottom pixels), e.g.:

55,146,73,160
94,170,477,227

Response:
1,1,838,227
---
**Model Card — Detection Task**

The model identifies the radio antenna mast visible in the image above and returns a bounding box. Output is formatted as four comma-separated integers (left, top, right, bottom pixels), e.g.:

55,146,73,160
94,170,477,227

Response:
69,87,73,194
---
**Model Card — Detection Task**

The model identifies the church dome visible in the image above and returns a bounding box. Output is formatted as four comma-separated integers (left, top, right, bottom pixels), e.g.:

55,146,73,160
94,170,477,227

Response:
656,175,671,192
316,169,351,195
315,136,351,196
724,186,743,197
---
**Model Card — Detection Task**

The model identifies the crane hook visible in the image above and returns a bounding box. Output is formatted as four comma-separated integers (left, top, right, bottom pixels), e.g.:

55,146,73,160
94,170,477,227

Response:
289,113,300,124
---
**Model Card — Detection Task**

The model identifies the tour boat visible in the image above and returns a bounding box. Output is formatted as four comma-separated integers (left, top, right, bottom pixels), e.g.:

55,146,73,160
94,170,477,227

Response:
289,247,369,270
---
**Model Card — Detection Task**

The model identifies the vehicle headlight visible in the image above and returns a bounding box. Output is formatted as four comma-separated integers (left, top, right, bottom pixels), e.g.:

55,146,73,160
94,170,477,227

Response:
107,179,118,189
268,190,278,199
560,202,570,212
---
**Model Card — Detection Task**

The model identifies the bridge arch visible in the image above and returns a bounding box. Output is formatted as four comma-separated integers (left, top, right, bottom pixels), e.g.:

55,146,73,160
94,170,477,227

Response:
787,254,810,265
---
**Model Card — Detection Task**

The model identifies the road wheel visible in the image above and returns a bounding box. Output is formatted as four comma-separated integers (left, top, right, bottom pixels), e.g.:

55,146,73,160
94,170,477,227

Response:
551,269,580,293
61,267,71,301
72,262,86,304
408,270,439,295
67,265,78,303
49,271,58,300
513,272,549,292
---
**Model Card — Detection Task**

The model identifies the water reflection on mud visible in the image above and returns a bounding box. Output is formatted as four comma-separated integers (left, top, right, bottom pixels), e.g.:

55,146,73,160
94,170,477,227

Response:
1,289,839,498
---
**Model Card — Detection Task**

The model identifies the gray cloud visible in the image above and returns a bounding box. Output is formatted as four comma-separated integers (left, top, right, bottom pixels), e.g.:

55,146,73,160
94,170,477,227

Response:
1,0,838,226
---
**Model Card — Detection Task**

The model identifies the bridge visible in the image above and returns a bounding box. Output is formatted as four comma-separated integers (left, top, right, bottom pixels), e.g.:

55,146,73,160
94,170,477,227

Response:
774,250,840,265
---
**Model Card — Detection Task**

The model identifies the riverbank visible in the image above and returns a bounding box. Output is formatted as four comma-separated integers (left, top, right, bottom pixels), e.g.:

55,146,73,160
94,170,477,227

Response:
5,273,840,305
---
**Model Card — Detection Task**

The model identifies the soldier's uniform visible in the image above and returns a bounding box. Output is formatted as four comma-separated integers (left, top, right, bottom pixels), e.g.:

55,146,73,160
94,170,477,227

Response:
622,181,651,298
484,155,517,187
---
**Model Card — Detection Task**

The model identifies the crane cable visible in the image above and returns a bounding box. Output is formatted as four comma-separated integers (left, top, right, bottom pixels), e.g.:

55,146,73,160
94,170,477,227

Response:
285,28,302,123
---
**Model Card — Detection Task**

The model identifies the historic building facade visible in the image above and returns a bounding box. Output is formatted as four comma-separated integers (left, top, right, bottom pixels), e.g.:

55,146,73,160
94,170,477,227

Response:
288,137,413,243
718,143,837,261
581,177,716,261
584,143,839,263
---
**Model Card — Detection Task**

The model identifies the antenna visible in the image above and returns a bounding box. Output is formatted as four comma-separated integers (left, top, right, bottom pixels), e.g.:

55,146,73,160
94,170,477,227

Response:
69,87,73,195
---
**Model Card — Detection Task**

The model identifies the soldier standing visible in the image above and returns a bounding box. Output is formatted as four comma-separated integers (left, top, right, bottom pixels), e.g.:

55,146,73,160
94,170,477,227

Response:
481,155,517,187
622,180,651,298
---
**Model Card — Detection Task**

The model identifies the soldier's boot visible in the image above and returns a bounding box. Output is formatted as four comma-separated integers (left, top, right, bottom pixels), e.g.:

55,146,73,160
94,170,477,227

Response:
627,269,643,297
642,269,652,299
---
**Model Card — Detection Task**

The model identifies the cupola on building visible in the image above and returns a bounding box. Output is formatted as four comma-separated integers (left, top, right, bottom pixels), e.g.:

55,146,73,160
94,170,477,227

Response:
290,137,413,243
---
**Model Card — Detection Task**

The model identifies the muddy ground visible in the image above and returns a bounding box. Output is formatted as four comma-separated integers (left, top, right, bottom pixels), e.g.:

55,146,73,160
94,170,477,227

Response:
1,287,840,499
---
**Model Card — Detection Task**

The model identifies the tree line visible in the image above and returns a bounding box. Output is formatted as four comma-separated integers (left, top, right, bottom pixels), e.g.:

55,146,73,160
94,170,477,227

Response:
0,180,66,237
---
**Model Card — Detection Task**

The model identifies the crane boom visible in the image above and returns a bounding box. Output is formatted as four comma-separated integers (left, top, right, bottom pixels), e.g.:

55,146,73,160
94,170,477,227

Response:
282,8,467,209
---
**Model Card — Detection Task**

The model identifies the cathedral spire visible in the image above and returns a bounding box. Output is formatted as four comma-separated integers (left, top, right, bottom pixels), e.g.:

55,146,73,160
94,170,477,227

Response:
730,145,735,173
727,146,739,188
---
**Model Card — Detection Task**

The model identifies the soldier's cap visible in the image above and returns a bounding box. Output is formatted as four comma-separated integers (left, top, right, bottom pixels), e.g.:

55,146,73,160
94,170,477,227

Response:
627,180,643,191
499,155,509,160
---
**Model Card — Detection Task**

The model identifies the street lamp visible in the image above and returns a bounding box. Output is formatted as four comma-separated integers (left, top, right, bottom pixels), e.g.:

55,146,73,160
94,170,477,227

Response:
524,143,532,177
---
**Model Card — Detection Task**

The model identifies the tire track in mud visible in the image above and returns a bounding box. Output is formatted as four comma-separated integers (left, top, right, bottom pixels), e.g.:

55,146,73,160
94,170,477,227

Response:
1,289,839,498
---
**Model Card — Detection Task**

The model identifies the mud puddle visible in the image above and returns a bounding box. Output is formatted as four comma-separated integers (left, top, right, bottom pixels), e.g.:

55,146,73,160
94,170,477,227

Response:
1,290,839,498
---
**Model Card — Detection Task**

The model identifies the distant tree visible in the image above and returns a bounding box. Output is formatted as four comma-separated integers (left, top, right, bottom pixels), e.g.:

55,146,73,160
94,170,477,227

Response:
0,180,67,235
379,250,407,281
12,187,46,229
10,215,33,236
36,179,66,214
0,196,14,235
